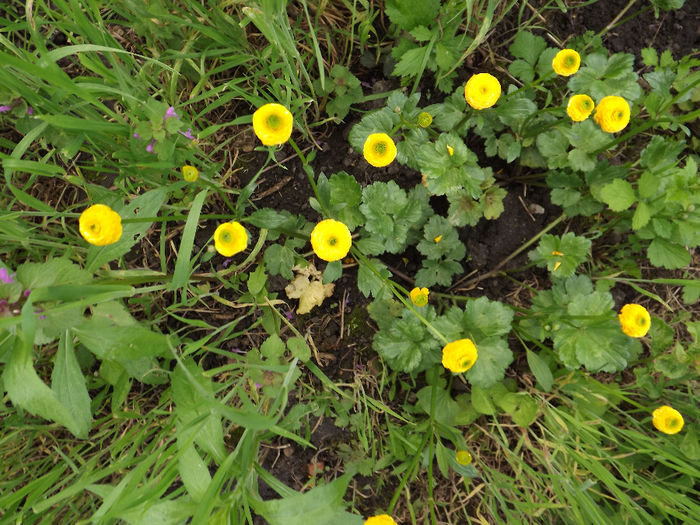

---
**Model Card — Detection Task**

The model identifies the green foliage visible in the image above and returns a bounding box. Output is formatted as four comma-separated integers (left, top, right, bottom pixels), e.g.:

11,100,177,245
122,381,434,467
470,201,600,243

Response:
314,64,363,120
415,216,466,287
568,52,642,102
520,276,642,372
529,233,592,278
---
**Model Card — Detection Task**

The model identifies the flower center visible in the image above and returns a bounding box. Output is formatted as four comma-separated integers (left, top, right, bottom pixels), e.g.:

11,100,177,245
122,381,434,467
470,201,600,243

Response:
220,231,232,243
564,55,576,67
90,223,101,234
636,316,647,326
615,111,624,120
461,358,472,369
328,236,337,246
666,417,679,429
266,114,281,130
373,141,387,155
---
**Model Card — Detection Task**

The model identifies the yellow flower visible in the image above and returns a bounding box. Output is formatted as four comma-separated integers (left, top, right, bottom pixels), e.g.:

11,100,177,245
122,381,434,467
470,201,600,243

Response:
363,133,397,168
593,96,631,133
214,221,248,257
446,145,454,156
364,515,397,525
252,103,293,145
618,303,650,338
434,235,442,243
552,49,581,76
442,338,478,373
566,94,595,122
456,450,472,466
464,73,501,110
417,111,433,127
409,287,429,307
310,219,352,262
652,405,684,435
79,204,122,246
182,165,199,182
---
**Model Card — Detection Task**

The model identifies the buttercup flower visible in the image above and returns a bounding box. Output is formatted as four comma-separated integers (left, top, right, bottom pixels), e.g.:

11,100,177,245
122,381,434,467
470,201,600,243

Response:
594,95,631,133
618,303,650,338
310,219,352,262
566,94,595,122
652,405,684,435
252,103,293,145
214,221,248,257
552,49,581,76
456,450,472,466
364,515,397,525
409,287,429,307
182,165,199,182
417,111,433,127
442,338,478,373
464,73,501,110
363,133,397,168
79,204,122,246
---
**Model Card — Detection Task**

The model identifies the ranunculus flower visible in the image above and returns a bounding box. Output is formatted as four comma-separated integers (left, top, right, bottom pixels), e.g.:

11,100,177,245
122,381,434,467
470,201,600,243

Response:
442,338,478,373
79,204,122,246
593,95,630,133
363,133,397,167
181,165,199,182
213,221,248,257
566,94,594,122
618,303,650,338
252,103,293,145
552,49,581,76
409,287,429,307
652,405,684,435
310,219,352,262
464,73,501,110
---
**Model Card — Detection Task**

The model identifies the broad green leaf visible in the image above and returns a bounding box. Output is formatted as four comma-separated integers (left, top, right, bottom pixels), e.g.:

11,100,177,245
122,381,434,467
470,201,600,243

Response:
247,208,298,230
392,46,430,77
348,108,399,152
464,337,514,388
415,258,463,288
253,473,362,525
51,331,92,438
417,215,465,260
264,243,297,280
509,31,547,66
416,384,460,426
178,442,212,502
647,238,691,269
260,334,286,360
384,0,440,31
287,336,311,362
599,179,636,211
632,201,651,230
483,186,507,220
357,258,392,299
373,307,440,373
447,191,484,227
497,393,538,427
526,350,554,392
529,232,591,278
171,189,208,291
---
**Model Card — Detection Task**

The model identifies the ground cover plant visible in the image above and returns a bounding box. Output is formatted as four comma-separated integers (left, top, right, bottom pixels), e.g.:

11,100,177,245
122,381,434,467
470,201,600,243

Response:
0,0,698,523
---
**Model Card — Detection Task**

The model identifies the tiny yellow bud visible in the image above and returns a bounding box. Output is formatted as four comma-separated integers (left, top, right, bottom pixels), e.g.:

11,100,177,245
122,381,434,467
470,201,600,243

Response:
447,145,454,156
434,235,442,243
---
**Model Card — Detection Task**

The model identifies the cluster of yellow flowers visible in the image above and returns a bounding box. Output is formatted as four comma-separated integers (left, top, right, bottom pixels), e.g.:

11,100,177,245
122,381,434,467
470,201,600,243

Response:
553,48,631,133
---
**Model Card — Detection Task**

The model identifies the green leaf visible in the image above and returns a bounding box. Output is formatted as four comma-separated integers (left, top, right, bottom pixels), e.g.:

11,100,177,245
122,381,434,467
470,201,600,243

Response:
415,258,463,288
247,264,267,296
409,25,434,42
264,243,297,280
470,385,498,415
51,331,92,438
178,442,212,502
260,334,286,360
247,208,298,230
483,186,507,220
323,260,343,283
393,46,430,78
348,108,400,152
641,47,658,67
86,188,168,272
526,350,554,392
357,258,392,299
254,473,362,525
287,336,311,362
508,59,535,83
599,179,636,211
647,238,691,269
4,318,87,437
447,191,484,227
417,215,465,260
416,385,460,426
529,233,591,278
632,201,651,230
171,189,208,291
498,393,538,427
384,0,440,31
496,96,537,128
372,307,440,373
509,31,547,66
327,172,364,230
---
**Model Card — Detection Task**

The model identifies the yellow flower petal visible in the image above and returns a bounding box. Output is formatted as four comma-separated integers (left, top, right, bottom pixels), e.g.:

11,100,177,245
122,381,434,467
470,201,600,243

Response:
566,94,594,122
363,133,397,168
310,219,352,262
409,287,429,307
456,450,472,465
182,165,199,182
593,95,630,133
214,221,248,257
618,303,650,338
652,405,684,435
79,204,122,246
442,338,478,373
364,515,398,525
252,103,293,145
552,49,581,76
464,73,501,110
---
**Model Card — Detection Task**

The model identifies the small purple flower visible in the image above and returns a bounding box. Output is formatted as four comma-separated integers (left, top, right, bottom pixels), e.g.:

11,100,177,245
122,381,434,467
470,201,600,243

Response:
133,132,141,139
222,258,232,269
0,268,15,284
24,289,31,297
27,106,34,115
0,105,13,113
284,309,294,320
254,382,262,389
231,347,244,354
145,139,156,153
164,106,179,121
178,128,195,140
